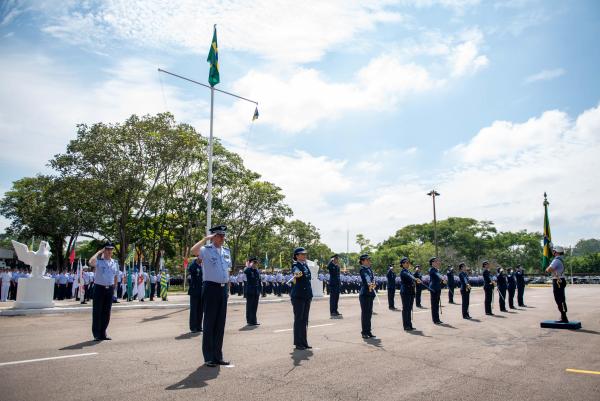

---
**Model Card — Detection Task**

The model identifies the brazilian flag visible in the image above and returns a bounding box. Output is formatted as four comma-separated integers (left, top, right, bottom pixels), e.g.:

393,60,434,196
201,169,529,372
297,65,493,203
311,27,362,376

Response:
207,25,219,87
542,193,552,269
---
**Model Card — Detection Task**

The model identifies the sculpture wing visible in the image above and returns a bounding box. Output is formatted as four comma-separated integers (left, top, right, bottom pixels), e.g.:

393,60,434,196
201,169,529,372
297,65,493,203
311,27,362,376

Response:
11,240,33,266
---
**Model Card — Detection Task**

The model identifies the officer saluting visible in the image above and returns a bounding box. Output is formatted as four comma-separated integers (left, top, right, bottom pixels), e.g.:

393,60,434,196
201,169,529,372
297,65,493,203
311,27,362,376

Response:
290,247,313,350
187,256,203,333
428,257,445,325
243,257,261,326
88,242,119,341
327,254,342,317
482,261,494,315
458,263,471,319
358,254,376,339
190,225,232,367
399,257,418,331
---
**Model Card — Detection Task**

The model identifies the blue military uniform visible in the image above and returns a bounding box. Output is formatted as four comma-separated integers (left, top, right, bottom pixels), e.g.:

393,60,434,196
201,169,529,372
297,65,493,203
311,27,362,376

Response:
290,248,312,349
483,263,494,315
515,266,526,306
458,265,471,319
496,269,508,312
507,269,517,309
200,225,232,366
428,260,444,324
446,267,455,304
188,258,203,332
399,258,417,330
386,265,397,310
243,258,261,325
414,267,423,307
327,256,341,317
358,255,375,338
92,242,118,341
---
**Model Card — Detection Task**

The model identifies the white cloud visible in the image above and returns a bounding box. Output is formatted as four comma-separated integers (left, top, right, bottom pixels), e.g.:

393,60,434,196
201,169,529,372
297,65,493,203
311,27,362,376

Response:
524,68,565,84
0,53,204,167
447,28,489,77
238,104,600,252
32,0,405,64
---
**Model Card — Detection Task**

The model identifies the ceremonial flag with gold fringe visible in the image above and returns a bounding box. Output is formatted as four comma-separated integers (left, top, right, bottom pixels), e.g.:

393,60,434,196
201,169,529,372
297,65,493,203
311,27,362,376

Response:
542,193,552,269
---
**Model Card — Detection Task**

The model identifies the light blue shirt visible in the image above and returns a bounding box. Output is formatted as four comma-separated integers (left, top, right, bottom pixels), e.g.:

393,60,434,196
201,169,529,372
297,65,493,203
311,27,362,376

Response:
200,245,231,284
95,258,118,286
549,256,565,277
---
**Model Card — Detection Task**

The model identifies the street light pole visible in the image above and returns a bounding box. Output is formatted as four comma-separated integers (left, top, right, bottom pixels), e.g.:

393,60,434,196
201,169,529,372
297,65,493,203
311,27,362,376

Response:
427,190,441,258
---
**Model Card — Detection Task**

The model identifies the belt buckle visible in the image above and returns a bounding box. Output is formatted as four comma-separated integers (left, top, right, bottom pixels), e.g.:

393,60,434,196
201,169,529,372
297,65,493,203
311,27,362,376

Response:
220,283,225,287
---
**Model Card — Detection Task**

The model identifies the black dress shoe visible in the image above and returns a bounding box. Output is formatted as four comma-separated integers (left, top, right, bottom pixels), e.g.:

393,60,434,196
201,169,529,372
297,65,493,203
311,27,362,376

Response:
368,333,376,338
205,361,217,367
216,360,231,366
361,334,370,339
304,345,312,349
250,323,260,326
434,321,443,325
101,336,112,340
404,327,415,331
295,345,307,350
93,337,102,341
486,312,495,315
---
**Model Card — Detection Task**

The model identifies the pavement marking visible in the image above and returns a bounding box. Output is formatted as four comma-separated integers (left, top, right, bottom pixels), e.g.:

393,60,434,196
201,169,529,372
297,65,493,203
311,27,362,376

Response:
0,352,98,367
566,368,600,376
274,323,335,333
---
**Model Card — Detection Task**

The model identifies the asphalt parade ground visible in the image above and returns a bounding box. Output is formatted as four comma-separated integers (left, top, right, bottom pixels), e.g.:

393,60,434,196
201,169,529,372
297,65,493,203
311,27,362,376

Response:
0,286,599,401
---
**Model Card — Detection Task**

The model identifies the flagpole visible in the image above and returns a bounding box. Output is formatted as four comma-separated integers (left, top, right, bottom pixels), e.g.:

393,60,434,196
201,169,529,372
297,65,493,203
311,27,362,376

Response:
206,86,215,235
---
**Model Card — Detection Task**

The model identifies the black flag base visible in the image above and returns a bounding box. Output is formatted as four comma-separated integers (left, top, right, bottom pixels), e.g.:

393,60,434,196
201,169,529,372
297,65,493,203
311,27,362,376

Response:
540,320,582,329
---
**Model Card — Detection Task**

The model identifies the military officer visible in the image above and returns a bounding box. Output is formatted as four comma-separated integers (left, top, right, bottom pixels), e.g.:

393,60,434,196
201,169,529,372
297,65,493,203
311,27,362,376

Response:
458,263,471,319
399,257,418,331
190,225,232,367
507,268,517,309
414,265,423,308
244,257,261,325
496,267,508,312
428,257,445,324
187,256,204,333
482,261,494,315
327,254,342,317
446,265,455,304
89,242,119,341
359,254,376,339
290,247,313,350
386,264,397,310
515,265,527,307
545,245,569,323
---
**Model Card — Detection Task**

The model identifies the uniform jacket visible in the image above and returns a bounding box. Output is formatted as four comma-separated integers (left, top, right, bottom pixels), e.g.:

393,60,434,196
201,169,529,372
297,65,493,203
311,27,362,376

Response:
507,272,516,290
244,267,261,297
515,270,525,287
483,269,493,289
327,261,341,288
429,267,444,292
290,261,312,300
400,268,416,295
359,266,375,298
187,259,203,297
386,268,396,289
497,272,507,289
459,271,469,292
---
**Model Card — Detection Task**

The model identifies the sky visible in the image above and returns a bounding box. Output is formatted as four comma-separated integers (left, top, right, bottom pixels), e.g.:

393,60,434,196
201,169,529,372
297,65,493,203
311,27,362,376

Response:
0,0,599,253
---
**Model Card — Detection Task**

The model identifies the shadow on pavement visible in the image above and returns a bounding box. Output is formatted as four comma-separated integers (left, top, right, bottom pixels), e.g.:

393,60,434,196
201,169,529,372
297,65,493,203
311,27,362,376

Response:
575,329,600,335
290,349,313,368
406,330,431,338
363,337,383,348
489,314,507,318
438,323,458,329
466,318,482,322
239,325,259,331
140,308,187,323
166,366,220,390
174,331,202,340
60,340,100,350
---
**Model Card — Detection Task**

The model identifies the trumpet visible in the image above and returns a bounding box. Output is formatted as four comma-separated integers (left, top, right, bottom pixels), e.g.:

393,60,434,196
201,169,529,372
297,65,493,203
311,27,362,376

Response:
466,284,471,292
368,282,377,292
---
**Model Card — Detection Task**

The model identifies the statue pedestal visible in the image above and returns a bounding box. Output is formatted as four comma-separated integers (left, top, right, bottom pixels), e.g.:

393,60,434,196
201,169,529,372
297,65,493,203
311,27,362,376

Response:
307,260,324,297
14,277,55,309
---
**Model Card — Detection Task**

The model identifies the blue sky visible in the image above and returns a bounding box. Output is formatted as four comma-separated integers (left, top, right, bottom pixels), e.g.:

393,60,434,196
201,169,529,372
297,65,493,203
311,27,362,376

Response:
1,0,599,252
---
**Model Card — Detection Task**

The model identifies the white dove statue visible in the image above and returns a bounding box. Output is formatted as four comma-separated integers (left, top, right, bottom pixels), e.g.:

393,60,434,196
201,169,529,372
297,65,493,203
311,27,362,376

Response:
12,240,52,278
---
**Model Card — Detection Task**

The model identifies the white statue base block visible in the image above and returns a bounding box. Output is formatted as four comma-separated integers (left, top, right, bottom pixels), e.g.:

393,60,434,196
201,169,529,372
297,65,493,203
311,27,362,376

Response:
14,277,55,309
307,260,324,297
